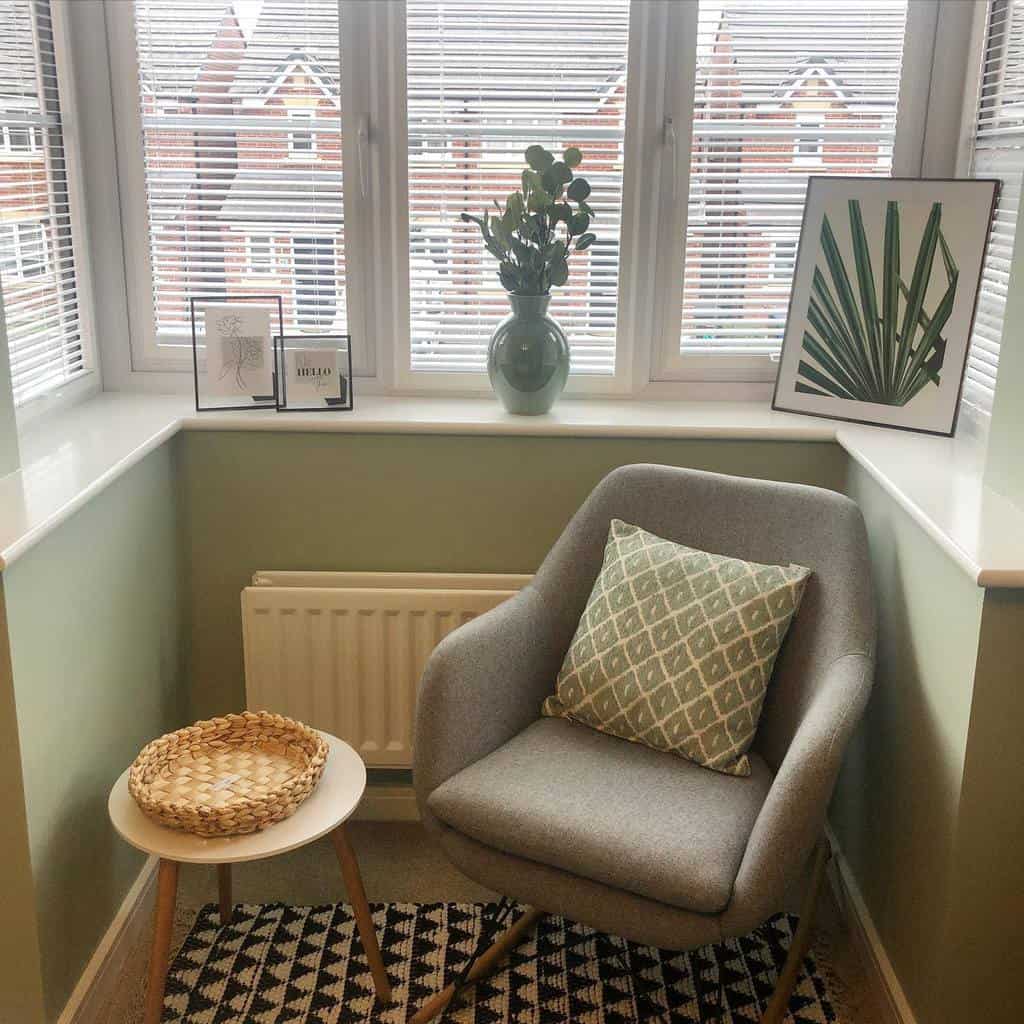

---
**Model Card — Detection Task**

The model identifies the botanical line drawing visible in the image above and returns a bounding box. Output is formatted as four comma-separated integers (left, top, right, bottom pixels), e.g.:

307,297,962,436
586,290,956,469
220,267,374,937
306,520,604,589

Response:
214,312,265,391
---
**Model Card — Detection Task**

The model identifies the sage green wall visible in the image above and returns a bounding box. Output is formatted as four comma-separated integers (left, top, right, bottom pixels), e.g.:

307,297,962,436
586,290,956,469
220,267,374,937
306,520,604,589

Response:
832,461,983,1024
180,430,844,718
0,587,46,1022
943,587,1024,1022
2,441,187,1022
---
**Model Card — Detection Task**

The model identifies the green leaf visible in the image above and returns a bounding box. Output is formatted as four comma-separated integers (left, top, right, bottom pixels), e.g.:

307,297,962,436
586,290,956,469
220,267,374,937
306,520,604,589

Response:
796,358,858,400
894,201,942,393
897,267,957,404
847,199,884,397
938,227,958,282
568,212,590,235
541,166,564,198
524,145,554,171
818,213,873,386
527,189,552,212
806,293,872,394
510,237,532,261
566,177,591,201
506,192,524,220
549,258,569,287
574,232,596,251
881,200,900,396
800,331,864,399
564,146,582,168
552,161,573,185
579,200,595,219
499,263,520,292
522,168,544,194
549,202,572,224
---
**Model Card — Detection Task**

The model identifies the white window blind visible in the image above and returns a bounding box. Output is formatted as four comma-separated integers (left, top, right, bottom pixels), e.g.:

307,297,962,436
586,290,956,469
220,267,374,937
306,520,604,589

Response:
0,0,87,406
963,0,1024,417
132,0,347,342
679,0,908,359
406,0,630,374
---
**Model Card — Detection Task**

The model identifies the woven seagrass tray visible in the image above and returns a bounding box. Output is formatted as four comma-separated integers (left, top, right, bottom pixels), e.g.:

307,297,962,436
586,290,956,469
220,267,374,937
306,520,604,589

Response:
128,711,329,837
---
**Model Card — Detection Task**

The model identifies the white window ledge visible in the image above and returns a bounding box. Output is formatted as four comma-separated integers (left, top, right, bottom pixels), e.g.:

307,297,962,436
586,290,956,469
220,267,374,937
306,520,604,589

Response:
0,392,1021,588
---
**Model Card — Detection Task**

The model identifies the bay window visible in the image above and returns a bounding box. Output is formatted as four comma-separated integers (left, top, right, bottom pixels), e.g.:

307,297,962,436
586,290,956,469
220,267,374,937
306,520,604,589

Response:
102,0,984,401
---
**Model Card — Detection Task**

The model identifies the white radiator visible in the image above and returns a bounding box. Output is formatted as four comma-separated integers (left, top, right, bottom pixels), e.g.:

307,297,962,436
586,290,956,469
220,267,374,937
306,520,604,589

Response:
241,571,530,767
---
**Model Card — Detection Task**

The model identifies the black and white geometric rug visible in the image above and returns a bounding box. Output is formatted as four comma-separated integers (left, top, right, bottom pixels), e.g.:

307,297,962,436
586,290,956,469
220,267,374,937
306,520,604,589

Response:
162,902,836,1023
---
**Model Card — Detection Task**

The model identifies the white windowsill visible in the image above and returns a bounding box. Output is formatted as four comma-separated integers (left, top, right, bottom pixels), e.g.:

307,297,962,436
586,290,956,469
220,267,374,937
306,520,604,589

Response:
0,392,1021,588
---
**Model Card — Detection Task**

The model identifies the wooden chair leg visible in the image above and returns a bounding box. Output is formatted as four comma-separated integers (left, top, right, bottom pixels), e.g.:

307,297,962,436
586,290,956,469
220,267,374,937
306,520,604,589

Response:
330,824,393,1004
760,840,832,1024
217,864,232,927
143,859,179,1024
408,906,544,1024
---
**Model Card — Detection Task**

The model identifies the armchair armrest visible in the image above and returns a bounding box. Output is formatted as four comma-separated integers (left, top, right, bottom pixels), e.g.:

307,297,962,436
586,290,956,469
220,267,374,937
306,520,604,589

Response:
413,585,568,826
726,651,874,930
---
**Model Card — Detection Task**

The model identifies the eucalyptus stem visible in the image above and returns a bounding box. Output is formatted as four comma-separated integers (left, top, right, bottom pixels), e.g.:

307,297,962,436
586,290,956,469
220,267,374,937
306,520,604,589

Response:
461,144,597,297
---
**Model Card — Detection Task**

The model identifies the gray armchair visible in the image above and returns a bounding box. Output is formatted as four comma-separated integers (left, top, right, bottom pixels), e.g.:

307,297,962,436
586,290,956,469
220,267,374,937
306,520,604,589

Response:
413,464,874,1022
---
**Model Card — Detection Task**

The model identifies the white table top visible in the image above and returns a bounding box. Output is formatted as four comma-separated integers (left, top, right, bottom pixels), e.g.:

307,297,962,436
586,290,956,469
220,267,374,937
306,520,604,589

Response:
108,732,366,864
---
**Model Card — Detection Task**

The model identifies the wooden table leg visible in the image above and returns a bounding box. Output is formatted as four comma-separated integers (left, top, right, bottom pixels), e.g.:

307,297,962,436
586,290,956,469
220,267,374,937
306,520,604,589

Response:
217,864,232,927
144,859,179,1024
330,824,393,1004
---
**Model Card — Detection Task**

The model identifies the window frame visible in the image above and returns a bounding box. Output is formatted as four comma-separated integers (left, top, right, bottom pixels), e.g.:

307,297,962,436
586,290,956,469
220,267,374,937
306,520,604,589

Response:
106,0,375,377
102,0,948,400
648,0,939,385
4,0,99,425
387,0,646,396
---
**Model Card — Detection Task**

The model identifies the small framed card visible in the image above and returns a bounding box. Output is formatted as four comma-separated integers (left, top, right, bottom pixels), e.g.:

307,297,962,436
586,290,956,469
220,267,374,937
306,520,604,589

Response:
275,333,354,412
190,296,283,411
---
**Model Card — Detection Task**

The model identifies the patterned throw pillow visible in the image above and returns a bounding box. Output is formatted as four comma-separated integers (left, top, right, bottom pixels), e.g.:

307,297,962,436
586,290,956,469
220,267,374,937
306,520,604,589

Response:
542,520,811,776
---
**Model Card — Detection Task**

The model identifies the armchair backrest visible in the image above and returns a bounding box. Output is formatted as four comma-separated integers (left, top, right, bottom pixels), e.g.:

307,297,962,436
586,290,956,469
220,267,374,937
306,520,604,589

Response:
531,464,875,771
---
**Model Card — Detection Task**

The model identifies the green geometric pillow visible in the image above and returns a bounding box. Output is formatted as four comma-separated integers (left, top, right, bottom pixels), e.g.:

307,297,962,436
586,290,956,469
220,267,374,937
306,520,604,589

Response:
542,520,811,776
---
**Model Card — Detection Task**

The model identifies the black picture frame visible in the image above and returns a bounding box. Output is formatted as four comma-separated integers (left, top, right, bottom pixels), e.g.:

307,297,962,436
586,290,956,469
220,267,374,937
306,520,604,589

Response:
191,295,283,412
274,333,354,412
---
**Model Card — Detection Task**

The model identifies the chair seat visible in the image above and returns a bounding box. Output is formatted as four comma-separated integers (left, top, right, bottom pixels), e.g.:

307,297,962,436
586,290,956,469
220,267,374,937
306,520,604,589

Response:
427,717,774,914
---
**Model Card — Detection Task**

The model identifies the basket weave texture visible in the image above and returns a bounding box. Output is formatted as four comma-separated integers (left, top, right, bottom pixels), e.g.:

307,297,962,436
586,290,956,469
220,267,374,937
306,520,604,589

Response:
128,711,329,837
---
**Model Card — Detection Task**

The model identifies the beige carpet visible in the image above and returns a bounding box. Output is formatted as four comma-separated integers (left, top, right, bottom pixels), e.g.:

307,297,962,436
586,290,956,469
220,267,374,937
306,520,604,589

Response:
103,822,883,1023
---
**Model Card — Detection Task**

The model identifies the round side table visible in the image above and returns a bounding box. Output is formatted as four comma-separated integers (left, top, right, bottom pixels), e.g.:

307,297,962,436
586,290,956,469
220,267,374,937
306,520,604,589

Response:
109,731,392,1024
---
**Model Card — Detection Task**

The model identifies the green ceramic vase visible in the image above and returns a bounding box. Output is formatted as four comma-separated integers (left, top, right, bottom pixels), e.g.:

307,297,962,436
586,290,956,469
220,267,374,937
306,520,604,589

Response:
487,294,571,415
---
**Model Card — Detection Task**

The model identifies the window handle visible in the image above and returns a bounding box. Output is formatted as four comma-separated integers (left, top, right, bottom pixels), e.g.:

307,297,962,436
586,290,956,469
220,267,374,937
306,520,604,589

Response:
664,115,678,201
357,114,370,198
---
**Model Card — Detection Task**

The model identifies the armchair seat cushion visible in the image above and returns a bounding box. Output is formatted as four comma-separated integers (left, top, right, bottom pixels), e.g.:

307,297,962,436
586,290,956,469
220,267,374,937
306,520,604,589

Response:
426,716,773,914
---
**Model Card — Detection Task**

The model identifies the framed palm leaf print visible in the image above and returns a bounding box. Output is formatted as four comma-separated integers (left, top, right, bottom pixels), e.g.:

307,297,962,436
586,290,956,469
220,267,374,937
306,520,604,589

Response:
773,177,998,436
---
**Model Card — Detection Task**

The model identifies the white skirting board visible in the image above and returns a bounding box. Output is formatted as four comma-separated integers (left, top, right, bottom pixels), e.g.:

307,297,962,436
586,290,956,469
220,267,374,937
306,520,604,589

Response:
824,824,918,1024
57,854,159,1024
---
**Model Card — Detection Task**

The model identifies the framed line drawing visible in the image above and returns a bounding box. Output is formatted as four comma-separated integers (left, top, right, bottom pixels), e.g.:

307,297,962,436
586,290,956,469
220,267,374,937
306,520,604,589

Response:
772,177,999,436
275,334,354,412
190,295,283,412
